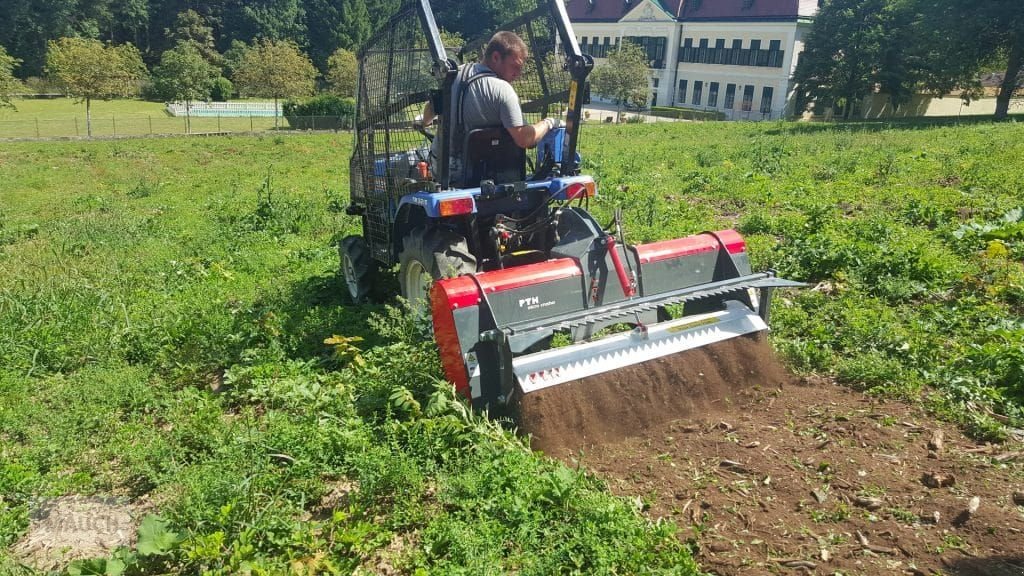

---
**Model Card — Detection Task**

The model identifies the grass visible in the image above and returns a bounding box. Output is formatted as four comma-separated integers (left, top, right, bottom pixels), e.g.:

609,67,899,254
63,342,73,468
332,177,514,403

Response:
0,133,697,574
0,98,282,138
1,119,1024,573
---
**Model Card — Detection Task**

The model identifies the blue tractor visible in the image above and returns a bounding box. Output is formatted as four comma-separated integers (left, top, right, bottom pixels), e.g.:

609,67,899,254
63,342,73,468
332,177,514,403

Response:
341,0,802,410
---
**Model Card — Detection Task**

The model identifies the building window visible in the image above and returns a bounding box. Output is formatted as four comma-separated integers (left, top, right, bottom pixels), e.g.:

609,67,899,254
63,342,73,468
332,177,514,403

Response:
652,77,659,88
724,84,736,109
681,38,694,63
730,39,742,65
708,82,719,107
581,36,588,50
749,40,761,66
741,85,754,111
677,79,688,104
698,38,708,63
714,39,726,64
692,80,703,106
625,36,667,68
602,37,611,58
760,86,774,115
769,40,783,67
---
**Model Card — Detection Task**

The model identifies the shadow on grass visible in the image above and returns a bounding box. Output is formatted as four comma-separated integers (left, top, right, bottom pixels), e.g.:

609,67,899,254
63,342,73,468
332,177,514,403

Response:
766,113,1024,136
949,555,1024,576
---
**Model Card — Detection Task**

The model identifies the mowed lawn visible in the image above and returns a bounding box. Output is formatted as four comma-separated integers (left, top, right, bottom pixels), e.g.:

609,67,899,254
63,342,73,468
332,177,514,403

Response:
0,98,281,138
1,121,1023,573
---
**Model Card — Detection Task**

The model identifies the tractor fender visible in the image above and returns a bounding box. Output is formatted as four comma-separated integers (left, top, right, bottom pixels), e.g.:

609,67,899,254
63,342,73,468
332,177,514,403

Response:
393,203,429,258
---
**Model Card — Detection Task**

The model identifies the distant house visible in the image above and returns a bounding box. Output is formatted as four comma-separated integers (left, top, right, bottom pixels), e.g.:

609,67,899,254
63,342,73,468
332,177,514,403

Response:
567,0,818,119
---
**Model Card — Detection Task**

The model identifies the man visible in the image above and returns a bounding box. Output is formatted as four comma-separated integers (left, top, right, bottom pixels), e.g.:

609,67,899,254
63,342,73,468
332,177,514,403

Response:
422,31,562,183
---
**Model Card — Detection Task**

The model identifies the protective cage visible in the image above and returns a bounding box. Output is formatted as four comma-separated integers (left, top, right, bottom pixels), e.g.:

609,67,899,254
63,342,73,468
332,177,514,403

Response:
349,0,576,266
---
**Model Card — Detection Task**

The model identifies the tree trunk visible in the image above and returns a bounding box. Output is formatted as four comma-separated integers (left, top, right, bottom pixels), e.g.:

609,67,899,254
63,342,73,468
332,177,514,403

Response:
86,98,92,138
995,34,1022,121
186,100,191,134
274,96,279,129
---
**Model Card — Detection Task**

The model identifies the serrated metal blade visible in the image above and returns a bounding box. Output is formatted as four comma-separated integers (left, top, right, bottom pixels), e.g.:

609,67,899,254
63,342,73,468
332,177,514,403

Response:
513,300,768,394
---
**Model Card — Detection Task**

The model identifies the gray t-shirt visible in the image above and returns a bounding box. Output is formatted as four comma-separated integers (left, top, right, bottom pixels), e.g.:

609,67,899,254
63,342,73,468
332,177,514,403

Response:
430,62,524,183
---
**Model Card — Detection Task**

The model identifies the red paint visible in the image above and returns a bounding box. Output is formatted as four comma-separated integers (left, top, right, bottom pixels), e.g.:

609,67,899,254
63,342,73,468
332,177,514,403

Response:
634,229,746,264
605,236,636,297
430,282,472,400
476,258,582,294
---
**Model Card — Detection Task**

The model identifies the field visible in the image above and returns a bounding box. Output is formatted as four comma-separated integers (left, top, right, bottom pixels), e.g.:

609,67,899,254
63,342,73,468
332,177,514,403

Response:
0,99,281,138
1,120,1023,574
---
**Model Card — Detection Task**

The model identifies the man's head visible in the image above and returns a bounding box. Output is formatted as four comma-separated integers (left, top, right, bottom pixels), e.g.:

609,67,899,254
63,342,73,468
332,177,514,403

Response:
483,31,527,83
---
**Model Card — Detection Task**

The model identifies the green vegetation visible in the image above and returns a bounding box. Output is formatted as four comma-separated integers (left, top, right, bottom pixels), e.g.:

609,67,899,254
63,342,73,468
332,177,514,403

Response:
0,132,697,573
44,38,147,137
2,120,1023,572
649,106,726,121
589,40,650,114
797,0,1023,119
283,95,356,130
232,40,317,130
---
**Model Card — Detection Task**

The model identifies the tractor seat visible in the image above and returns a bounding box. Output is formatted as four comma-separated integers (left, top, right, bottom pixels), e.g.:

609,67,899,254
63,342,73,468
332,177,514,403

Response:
460,127,526,188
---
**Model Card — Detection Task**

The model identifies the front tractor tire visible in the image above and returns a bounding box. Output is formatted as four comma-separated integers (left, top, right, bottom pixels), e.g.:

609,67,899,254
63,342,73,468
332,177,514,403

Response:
398,226,477,311
340,235,376,303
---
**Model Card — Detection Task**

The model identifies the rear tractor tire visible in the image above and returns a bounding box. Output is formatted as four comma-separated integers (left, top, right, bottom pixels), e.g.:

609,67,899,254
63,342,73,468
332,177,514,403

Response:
340,235,376,303
398,226,477,311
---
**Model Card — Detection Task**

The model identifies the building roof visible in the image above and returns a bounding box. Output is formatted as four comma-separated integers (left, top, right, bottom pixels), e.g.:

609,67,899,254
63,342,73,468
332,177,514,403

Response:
567,0,684,23
681,0,801,21
566,0,804,23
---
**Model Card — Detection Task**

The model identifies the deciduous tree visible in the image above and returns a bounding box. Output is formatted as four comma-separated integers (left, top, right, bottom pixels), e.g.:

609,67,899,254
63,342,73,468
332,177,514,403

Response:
45,37,147,137
793,0,920,119
326,47,357,97
589,41,649,118
151,41,218,133
0,45,22,108
232,39,316,128
919,0,1024,120
166,9,221,66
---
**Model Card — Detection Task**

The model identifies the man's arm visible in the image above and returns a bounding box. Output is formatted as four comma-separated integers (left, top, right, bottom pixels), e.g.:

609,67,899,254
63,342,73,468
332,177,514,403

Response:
507,117,561,149
420,100,436,127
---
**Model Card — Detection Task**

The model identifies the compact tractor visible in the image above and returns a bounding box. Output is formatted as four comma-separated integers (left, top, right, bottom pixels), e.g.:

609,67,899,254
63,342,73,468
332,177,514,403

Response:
341,0,802,410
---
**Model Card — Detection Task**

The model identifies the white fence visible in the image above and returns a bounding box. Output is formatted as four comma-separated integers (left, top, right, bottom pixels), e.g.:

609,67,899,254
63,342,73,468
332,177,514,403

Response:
166,101,282,117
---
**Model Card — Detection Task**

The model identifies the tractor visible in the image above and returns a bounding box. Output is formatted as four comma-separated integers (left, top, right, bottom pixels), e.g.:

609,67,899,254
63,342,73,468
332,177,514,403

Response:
340,0,803,410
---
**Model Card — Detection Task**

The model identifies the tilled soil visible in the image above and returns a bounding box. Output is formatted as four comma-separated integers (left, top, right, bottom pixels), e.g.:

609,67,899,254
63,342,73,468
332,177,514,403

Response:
518,338,1024,576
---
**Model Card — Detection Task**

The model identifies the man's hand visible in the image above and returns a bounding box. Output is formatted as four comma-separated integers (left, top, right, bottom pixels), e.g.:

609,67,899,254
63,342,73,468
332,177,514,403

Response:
544,117,564,131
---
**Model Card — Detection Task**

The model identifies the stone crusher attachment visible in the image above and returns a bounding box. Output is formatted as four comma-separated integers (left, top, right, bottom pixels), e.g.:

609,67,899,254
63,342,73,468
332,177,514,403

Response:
431,206,805,410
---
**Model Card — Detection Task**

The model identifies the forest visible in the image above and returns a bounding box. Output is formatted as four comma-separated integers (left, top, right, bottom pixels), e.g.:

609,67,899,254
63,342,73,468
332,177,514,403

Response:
0,0,528,77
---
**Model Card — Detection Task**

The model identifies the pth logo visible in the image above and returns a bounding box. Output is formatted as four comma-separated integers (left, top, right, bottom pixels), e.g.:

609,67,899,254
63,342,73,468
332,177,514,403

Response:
518,296,540,308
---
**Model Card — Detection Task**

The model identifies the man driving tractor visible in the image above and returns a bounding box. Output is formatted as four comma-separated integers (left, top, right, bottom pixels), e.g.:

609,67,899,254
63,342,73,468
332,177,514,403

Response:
421,31,563,183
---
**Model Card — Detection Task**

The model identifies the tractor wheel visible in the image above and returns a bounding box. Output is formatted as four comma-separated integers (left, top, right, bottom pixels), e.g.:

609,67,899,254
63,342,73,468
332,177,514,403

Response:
339,235,376,303
398,226,477,311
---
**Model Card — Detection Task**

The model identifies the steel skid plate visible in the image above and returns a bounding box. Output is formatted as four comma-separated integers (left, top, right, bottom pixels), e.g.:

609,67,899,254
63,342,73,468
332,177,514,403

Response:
512,300,767,393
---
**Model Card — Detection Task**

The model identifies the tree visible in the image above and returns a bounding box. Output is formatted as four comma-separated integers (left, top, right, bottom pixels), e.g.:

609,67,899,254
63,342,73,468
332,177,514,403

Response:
305,0,370,71
589,41,649,118
232,39,316,128
165,9,221,66
326,47,357,97
793,0,918,119
222,0,306,45
151,41,218,133
0,45,22,108
46,37,147,137
919,0,1024,120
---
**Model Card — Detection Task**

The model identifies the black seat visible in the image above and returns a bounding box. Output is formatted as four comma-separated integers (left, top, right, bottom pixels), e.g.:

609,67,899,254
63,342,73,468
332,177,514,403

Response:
460,127,525,188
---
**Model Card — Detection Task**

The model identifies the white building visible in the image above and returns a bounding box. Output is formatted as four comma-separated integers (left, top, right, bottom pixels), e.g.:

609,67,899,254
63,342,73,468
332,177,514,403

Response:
567,0,818,119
